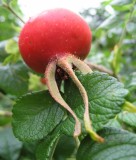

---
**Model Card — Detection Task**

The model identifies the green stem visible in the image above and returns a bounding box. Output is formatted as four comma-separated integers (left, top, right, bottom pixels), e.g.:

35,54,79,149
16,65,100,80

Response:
2,3,25,24
112,0,136,75
118,0,136,47
123,101,136,113
74,137,80,149
87,62,113,76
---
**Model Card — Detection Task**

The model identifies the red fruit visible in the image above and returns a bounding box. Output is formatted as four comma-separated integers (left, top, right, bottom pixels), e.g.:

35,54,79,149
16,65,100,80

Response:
19,8,103,142
19,8,92,73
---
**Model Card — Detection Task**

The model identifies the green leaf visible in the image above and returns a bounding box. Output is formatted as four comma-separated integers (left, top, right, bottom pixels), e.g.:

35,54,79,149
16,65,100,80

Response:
118,112,136,128
77,127,136,160
5,39,19,54
111,0,130,5
28,73,46,91
1,0,11,4
21,142,37,160
111,0,133,12
0,115,11,126
62,72,128,136
19,158,32,160
0,127,22,160
0,7,18,41
0,41,8,62
125,73,136,101
0,0,22,41
105,118,122,129
0,93,12,126
54,135,76,160
9,0,23,15
36,131,60,160
0,93,12,110
3,53,20,65
125,72,136,91
101,0,112,6
112,4,133,12
0,61,29,96
12,90,65,141
98,15,124,30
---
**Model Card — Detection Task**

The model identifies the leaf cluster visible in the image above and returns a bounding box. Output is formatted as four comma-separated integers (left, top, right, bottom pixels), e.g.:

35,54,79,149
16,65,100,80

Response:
0,0,136,160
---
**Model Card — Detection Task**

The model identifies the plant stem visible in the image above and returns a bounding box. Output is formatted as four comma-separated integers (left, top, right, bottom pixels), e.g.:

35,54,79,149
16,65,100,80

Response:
123,101,136,113
74,137,80,149
2,3,25,24
0,110,12,117
118,0,136,48
87,62,113,76
112,0,136,75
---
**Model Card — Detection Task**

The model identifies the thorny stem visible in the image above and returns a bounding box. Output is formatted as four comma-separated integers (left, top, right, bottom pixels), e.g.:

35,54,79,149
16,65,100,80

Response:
87,62,113,76
45,60,81,137
2,3,25,24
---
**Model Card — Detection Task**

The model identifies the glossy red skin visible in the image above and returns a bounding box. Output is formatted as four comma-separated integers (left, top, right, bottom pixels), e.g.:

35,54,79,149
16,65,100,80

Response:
19,8,92,73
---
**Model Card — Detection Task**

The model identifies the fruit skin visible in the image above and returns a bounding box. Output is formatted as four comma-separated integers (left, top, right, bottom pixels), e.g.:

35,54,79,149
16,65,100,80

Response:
19,8,92,73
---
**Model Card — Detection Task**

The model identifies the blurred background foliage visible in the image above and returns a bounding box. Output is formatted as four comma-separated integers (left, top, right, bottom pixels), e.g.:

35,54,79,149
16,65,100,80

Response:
0,0,136,159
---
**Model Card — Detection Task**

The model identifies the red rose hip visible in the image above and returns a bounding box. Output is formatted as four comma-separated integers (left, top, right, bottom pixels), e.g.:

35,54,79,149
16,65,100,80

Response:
19,8,92,73
19,8,103,142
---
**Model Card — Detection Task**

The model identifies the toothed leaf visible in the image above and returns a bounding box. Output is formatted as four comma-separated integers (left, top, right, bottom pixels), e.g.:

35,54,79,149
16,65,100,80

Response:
62,71,128,135
0,127,22,160
36,131,60,160
12,91,64,141
77,127,136,160
0,62,29,96
118,112,136,128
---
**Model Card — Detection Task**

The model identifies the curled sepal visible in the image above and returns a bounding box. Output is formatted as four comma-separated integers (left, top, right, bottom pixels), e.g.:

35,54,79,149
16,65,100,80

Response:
45,60,81,137
45,54,104,142
64,54,93,74
57,54,104,142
